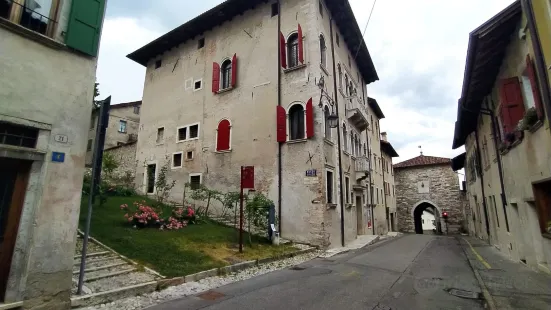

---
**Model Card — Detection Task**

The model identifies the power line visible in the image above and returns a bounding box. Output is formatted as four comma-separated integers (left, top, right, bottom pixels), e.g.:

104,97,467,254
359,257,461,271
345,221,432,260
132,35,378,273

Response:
354,0,377,61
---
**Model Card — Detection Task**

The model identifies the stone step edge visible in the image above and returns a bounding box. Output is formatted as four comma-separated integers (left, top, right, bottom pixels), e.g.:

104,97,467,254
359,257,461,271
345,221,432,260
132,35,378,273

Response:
77,229,165,279
73,251,111,260
73,255,119,266
83,268,136,282
73,262,129,275
70,281,158,308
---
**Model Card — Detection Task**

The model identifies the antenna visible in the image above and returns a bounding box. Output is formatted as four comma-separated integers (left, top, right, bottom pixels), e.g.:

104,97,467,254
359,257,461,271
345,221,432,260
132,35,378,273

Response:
418,145,423,156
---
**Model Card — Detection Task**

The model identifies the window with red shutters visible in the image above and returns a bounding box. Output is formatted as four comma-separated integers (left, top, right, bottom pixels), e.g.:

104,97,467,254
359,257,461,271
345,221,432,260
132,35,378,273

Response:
306,98,314,138
216,119,231,151
298,24,304,64
280,32,287,69
231,54,237,88
277,106,287,142
526,55,544,120
499,77,525,136
212,62,220,93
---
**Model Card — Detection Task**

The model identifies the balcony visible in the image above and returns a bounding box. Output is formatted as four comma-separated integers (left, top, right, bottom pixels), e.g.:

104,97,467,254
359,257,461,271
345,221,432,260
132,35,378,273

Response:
355,156,370,181
345,98,369,131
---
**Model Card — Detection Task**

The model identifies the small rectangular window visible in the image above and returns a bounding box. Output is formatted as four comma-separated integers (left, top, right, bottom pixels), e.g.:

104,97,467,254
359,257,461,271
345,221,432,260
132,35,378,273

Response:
0,122,39,148
187,151,193,160
336,33,340,46
194,80,202,90
271,3,278,17
319,0,323,17
178,127,187,141
345,176,350,204
119,120,127,133
172,153,183,168
189,124,199,139
155,59,162,69
90,115,96,129
326,170,334,204
198,38,205,49
133,106,140,114
156,127,165,144
190,175,201,189
87,139,93,151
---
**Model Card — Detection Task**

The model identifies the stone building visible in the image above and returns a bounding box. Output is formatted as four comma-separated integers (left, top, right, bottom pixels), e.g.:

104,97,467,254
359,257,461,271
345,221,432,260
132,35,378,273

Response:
394,154,465,234
451,0,551,273
0,0,106,308
127,0,396,247
104,142,138,182
374,132,399,234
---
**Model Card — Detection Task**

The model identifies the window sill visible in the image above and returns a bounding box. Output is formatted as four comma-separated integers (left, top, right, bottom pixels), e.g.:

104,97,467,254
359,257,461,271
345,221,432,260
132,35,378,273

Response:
156,142,164,146
320,63,330,76
287,138,308,144
284,64,307,73
323,138,334,146
177,138,200,143
0,17,66,52
326,203,337,210
215,149,232,154
216,87,234,94
171,166,182,170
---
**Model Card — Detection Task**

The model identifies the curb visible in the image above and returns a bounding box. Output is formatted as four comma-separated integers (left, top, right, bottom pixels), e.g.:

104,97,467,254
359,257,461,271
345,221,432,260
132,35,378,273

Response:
318,235,381,258
71,281,158,308
456,237,496,310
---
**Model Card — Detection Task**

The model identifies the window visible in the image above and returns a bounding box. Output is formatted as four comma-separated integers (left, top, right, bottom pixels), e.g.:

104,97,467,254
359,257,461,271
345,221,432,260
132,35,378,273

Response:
1,0,59,37
178,123,200,141
87,139,93,151
271,2,278,17
172,152,182,168
221,59,232,90
344,75,349,95
0,122,38,148
376,188,379,204
319,0,323,17
155,59,162,69
156,127,164,144
520,75,536,109
498,77,525,136
336,33,340,46
194,80,202,90
319,34,327,67
189,174,202,190
216,119,231,151
345,176,350,204
189,124,199,139
288,104,305,140
133,106,140,114
198,38,205,49
186,151,193,160
324,106,332,139
338,64,342,89
287,33,299,68
178,127,187,142
348,55,351,68
326,170,334,203
118,120,127,133
342,124,348,151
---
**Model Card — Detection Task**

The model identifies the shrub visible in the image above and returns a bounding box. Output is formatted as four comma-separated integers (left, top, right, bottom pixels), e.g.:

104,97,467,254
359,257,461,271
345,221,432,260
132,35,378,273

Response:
121,201,197,230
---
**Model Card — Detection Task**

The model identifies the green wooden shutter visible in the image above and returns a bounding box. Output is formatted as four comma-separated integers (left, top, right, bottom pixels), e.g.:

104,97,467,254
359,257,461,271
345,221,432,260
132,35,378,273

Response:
65,0,106,57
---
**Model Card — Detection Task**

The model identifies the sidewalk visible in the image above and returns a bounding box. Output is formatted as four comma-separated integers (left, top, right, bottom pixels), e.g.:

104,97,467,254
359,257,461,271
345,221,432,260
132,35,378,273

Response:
318,233,402,258
458,236,551,310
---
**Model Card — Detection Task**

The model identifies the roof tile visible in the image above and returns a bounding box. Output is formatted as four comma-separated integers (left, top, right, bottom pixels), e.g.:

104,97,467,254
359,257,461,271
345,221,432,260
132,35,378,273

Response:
393,155,451,169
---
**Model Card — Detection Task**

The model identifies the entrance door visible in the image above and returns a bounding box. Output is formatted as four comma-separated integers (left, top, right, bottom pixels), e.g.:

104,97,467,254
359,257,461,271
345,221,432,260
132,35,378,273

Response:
390,213,395,232
146,164,156,194
356,196,362,235
0,158,31,301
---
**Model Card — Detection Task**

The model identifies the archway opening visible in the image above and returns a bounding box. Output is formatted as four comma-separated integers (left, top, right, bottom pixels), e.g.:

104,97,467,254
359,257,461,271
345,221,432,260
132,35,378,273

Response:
413,202,441,234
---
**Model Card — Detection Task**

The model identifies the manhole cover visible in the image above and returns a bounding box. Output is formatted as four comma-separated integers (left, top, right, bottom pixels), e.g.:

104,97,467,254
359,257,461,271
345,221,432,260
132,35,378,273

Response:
445,288,481,299
290,266,307,270
197,290,225,301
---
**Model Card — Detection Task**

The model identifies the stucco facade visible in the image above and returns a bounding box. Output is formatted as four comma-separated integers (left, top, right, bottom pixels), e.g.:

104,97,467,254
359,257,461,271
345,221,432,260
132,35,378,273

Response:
0,0,105,308
452,0,551,274
129,0,394,247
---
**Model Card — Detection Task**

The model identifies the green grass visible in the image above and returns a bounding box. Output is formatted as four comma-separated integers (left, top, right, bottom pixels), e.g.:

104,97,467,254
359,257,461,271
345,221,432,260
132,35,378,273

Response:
79,195,297,277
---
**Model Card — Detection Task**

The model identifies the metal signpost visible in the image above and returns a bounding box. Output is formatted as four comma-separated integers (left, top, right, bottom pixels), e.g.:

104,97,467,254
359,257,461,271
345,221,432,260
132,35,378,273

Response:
239,166,254,253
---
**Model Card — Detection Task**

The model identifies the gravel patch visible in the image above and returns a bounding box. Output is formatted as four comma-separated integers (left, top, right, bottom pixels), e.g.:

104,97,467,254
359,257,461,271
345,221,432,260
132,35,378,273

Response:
77,250,320,310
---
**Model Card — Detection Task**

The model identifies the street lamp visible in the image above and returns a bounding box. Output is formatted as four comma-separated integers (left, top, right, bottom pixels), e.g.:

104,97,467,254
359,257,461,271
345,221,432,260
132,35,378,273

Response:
317,76,339,128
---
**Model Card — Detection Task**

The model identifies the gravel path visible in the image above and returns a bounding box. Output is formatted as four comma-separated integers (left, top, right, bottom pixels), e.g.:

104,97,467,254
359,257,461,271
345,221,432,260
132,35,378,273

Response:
78,250,320,310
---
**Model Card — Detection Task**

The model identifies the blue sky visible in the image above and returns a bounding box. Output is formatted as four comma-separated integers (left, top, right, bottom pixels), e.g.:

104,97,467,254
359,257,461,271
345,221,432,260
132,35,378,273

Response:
95,0,515,163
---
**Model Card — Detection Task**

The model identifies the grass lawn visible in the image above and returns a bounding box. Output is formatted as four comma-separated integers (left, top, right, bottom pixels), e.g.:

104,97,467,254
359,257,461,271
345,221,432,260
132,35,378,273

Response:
79,195,298,277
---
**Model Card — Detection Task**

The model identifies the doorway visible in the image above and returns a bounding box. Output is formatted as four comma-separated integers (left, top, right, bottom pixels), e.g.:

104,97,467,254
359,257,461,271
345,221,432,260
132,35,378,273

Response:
0,158,31,301
413,202,441,234
146,164,156,194
356,196,362,234
390,213,395,232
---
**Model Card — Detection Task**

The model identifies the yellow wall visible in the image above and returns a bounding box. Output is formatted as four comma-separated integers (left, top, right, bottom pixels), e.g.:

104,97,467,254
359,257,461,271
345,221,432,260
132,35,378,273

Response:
531,0,551,86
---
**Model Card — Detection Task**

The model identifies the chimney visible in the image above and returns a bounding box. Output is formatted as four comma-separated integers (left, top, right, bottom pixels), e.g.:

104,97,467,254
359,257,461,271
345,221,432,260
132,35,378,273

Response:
381,132,388,142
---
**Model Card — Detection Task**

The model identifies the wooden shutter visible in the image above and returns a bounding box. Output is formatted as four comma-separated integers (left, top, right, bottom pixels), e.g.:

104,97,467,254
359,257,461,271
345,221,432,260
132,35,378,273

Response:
277,106,287,142
298,24,304,64
306,98,314,138
231,54,238,88
212,62,220,93
216,120,231,151
499,77,525,134
65,0,106,56
526,55,544,119
280,32,287,69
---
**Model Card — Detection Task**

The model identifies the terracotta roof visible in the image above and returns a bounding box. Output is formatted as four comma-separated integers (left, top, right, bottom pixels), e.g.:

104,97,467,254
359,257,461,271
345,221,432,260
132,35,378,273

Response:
393,155,451,169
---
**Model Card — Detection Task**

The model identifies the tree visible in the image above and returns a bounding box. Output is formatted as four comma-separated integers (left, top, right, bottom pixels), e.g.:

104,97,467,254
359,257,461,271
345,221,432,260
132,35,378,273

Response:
93,82,101,108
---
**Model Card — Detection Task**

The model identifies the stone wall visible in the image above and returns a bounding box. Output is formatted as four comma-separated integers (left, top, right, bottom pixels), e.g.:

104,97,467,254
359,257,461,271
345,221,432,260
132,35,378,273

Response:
104,142,137,183
395,164,465,234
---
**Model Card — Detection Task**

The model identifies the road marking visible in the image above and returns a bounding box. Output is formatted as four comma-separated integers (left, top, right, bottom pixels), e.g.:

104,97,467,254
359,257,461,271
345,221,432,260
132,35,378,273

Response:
463,238,491,269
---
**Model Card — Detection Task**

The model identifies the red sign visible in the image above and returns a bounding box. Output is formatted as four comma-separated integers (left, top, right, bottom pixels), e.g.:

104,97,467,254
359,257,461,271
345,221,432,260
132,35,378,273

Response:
241,166,254,189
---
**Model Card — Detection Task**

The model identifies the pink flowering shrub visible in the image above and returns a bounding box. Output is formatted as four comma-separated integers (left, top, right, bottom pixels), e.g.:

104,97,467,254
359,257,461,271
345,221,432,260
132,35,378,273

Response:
121,201,197,230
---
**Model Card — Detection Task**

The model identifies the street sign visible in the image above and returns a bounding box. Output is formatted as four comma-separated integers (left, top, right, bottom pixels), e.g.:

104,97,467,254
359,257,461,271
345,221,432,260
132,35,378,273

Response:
52,152,65,163
241,166,254,189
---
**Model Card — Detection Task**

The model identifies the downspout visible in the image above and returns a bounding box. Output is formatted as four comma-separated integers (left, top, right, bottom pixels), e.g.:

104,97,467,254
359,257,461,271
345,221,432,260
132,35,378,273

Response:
329,17,346,247
522,0,551,127
474,128,491,239
277,0,282,234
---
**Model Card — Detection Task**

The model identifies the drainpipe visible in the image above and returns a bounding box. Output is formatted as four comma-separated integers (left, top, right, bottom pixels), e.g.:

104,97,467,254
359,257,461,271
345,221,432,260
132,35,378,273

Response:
277,0,282,234
329,17,346,247
522,0,551,127
474,128,491,240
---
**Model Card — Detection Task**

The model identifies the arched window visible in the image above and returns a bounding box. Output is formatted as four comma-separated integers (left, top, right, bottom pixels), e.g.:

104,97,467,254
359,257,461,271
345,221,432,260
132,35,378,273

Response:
342,124,348,151
319,34,327,67
287,33,299,68
221,59,232,90
216,119,231,151
350,132,354,155
289,104,305,140
364,143,367,156
344,75,349,95
338,64,342,89
349,81,354,97
324,106,331,139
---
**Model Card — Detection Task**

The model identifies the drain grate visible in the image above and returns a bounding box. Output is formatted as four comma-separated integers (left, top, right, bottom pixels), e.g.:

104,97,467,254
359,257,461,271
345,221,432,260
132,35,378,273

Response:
290,266,307,271
445,288,482,299
197,290,225,301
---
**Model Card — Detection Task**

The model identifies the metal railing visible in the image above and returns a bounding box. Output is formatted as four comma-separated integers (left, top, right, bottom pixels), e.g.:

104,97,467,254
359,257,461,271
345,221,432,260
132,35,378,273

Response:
2,0,57,36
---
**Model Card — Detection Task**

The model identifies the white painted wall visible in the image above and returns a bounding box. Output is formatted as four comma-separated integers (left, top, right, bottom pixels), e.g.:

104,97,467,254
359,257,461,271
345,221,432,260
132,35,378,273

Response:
422,211,436,230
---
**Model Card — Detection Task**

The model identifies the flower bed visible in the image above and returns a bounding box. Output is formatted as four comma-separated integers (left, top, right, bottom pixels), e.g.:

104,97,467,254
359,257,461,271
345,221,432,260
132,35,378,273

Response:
121,201,196,230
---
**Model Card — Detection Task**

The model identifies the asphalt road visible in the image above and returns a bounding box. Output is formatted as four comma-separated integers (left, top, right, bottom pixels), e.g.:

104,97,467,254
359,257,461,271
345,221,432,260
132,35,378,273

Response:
148,235,485,310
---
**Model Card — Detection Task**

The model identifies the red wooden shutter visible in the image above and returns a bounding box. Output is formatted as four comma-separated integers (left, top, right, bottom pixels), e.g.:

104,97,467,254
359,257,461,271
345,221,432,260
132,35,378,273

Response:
231,53,237,88
277,106,287,142
280,32,287,69
499,77,525,134
212,62,220,93
306,98,314,138
298,24,304,64
216,119,231,151
526,55,544,119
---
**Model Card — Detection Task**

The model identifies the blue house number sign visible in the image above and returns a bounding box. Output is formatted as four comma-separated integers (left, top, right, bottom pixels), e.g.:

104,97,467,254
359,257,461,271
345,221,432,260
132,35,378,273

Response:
306,169,317,177
52,152,65,163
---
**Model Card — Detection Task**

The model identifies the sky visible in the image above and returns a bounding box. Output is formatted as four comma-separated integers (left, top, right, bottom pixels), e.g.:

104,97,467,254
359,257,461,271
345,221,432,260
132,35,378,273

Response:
95,0,515,163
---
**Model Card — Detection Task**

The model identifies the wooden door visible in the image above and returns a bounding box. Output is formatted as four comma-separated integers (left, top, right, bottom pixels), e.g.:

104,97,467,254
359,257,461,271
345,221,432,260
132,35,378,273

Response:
0,158,31,301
